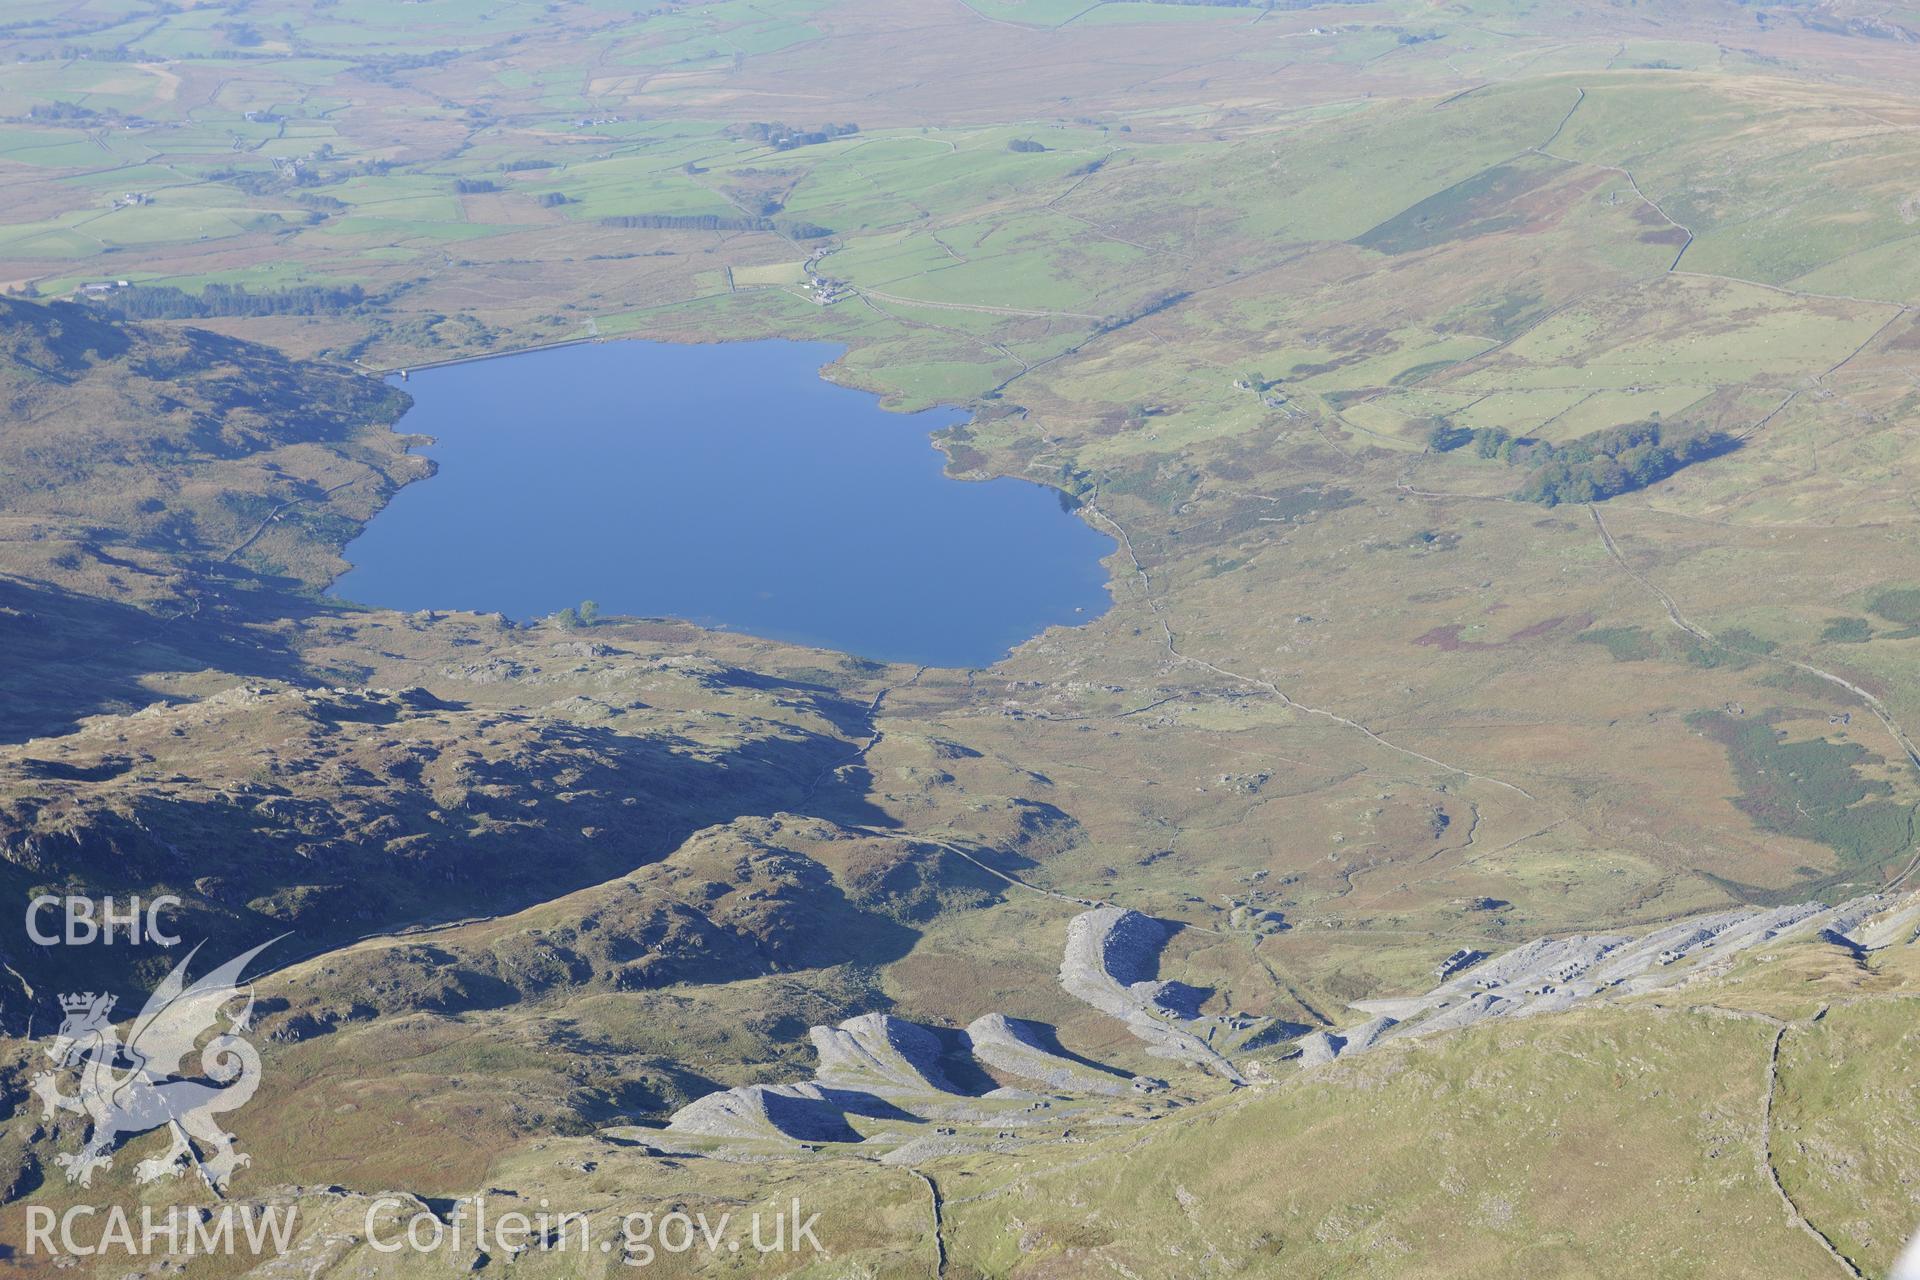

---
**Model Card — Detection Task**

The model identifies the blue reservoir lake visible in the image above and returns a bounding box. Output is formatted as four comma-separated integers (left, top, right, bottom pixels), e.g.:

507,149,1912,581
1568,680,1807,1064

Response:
331,340,1116,667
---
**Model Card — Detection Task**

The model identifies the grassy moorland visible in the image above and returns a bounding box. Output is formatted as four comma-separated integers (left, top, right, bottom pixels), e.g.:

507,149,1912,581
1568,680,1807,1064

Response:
4,1,1920,1276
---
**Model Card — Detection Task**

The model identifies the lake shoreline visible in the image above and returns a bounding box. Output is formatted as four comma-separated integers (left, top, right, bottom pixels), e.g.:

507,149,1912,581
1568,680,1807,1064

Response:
330,338,1117,668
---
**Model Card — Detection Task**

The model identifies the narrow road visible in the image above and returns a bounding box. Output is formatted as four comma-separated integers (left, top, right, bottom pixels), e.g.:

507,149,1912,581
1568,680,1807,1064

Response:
1588,505,1920,775
855,825,1112,910
1591,507,1920,892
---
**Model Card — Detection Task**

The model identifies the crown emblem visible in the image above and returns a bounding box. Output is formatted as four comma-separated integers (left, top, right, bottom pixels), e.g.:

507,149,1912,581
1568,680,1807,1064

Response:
37,939,276,1193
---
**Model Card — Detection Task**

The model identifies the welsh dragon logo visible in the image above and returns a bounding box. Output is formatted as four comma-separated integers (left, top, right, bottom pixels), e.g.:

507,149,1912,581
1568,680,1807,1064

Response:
32,938,277,1192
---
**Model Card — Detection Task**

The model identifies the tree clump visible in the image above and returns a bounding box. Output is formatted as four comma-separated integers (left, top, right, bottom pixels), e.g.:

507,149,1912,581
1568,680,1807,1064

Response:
729,120,859,150
1426,417,1736,505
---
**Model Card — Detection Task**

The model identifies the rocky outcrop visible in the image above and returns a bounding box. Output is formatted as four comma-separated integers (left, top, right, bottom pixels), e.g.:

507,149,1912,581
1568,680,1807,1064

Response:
812,1014,956,1095
1059,908,1176,1017
1295,1030,1343,1067
966,1014,1132,1096
663,1005,1143,1149
1339,1016,1399,1054
667,885,1920,1151
1059,907,1246,1083
664,1082,861,1143
1853,899,1920,950
1329,891,1914,1063
1295,1014,1399,1068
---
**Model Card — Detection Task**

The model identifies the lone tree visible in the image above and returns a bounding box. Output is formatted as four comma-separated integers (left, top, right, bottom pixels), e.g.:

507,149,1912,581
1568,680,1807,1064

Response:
578,599,600,626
